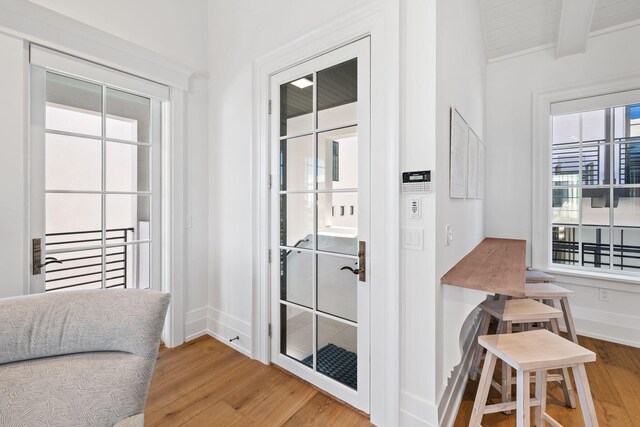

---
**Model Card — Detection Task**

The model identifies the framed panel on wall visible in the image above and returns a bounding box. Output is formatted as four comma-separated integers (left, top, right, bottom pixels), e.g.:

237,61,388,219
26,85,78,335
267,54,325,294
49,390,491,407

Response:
450,108,468,199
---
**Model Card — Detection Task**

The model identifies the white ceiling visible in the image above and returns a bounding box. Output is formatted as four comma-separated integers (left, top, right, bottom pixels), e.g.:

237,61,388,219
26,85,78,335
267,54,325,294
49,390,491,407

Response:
481,0,640,61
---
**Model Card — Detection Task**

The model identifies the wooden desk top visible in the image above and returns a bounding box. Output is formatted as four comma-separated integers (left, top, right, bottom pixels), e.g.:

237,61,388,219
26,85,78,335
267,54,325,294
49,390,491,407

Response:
440,237,526,297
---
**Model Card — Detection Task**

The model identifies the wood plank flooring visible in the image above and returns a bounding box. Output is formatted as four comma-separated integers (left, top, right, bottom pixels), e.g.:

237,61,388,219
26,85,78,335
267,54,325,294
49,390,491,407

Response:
453,334,640,426
145,335,372,426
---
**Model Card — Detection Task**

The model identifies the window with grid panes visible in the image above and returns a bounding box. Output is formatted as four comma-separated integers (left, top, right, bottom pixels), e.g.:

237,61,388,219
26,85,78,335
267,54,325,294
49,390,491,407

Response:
551,103,640,273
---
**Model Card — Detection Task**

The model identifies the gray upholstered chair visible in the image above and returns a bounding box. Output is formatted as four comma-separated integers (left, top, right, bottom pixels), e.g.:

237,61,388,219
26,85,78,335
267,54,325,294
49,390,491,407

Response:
0,289,170,427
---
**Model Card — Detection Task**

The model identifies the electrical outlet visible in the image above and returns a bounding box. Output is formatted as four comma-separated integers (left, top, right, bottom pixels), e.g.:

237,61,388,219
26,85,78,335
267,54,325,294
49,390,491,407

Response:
599,288,609,302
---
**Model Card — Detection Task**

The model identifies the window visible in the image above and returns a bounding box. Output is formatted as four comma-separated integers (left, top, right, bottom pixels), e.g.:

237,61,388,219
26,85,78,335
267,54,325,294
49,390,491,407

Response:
551,101,640,273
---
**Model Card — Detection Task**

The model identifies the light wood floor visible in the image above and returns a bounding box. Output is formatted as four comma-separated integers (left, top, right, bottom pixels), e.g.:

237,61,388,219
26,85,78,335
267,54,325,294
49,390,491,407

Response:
454,334,640,426
145,335,372,426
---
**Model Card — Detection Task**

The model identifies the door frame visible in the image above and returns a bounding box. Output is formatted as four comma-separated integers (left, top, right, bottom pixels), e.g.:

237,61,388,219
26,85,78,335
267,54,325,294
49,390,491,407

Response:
269,38,371,411
251,2,401,424
25,44,187,348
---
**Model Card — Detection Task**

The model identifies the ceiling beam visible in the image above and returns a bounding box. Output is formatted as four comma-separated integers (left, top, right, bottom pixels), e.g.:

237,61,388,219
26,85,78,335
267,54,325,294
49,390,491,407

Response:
556,0,597,58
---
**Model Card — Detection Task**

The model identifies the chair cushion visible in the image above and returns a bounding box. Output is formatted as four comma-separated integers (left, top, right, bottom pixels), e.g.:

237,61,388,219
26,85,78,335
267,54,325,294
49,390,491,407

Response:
0,352,152,427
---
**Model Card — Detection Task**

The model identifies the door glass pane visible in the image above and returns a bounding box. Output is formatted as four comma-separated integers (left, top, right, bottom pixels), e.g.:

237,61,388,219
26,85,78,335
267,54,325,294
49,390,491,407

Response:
552,226,579,266
106,243,150,289
280,249,313,308
45,248,103,292
105,195,150,241
317,315,357,390
613,228,640,271
317,59,357,130
280,194,314,248
280,74,313,137
317,126,358,190
106,88,150,143
280,135,313,191
46,134,101,191
106,142,151,192
46,73,102,136
317,253,357,322
281,304,313,364
46,193,101,240
582,227,610,269
317,193,358,255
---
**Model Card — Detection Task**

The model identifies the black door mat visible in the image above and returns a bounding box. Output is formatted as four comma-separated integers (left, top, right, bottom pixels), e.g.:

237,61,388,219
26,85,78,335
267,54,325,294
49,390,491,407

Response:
302,343,357,390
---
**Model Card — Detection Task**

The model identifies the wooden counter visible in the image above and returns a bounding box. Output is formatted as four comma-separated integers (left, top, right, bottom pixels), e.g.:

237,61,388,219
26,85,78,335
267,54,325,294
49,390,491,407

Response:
440,237,526,297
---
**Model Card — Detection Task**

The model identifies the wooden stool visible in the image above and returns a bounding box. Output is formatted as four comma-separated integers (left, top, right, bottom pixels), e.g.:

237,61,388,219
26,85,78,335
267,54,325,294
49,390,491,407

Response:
526,269,555,283
470,298,576,410
469,329,598,427
526,282,578,344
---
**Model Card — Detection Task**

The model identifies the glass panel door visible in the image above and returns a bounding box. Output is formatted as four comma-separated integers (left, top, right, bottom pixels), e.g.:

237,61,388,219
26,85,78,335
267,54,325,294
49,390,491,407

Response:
270,38,370,411
31,67,162,293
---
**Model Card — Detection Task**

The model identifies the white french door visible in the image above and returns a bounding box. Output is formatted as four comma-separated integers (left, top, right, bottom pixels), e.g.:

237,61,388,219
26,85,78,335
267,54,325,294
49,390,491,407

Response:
29,46,166,294
269,38,371,411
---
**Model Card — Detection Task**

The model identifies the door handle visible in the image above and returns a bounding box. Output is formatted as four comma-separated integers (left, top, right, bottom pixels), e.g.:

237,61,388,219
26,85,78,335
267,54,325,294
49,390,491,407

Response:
32,238,63,275
340,241,366,282
340,266,361,275
44,257,62,266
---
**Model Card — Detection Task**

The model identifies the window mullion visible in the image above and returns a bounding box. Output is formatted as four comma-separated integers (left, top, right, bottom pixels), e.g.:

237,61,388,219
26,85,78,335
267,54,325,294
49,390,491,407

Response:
101,85,107,290
578,113,583,267
609,108,615,270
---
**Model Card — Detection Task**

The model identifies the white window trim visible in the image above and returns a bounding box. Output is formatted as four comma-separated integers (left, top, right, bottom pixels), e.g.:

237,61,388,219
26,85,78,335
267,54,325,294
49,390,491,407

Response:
532,73,640,291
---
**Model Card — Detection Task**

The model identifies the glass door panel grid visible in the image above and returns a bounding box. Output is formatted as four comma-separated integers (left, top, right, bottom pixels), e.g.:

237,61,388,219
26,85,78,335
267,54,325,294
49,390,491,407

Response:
278,67,359,381
44,71,154,291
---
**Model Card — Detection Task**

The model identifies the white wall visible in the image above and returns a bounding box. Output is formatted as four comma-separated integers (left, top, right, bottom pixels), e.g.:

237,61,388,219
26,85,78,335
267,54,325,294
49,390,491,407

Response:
0,2,210,335
433,0,487,421
206,0,370,354
27,0,207,71
486,26,640,347
0,33,27,298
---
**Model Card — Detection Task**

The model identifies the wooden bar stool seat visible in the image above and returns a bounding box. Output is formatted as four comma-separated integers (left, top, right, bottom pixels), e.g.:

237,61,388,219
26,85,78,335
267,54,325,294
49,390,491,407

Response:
526,270,555,283
470,298,577,410
526,283,579,344
469,329,598,427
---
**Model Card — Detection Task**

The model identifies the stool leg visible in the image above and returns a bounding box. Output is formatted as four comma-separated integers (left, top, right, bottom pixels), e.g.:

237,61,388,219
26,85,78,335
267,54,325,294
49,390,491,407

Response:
516,369,531,427
560,296,579,344
573,363,600,427
502,321,513,414
534,369,547,427
470,311,491,381
550,318,577,409
469,352,497,427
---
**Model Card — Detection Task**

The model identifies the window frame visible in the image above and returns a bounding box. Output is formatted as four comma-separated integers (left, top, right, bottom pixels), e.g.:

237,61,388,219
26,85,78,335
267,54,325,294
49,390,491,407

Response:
533,82,640,284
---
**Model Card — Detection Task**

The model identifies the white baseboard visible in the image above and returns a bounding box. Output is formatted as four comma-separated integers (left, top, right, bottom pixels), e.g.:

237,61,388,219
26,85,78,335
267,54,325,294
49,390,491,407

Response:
399,391,438,427
572,308,640,348
183,306,252,357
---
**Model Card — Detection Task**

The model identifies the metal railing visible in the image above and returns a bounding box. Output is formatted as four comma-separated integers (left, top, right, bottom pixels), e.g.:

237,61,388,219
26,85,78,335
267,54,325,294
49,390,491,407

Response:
44,228,134,292
552,235,640,271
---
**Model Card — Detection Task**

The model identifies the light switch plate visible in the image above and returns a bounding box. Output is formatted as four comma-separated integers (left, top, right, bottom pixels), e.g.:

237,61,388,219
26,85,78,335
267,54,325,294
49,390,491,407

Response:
403,228,423,250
